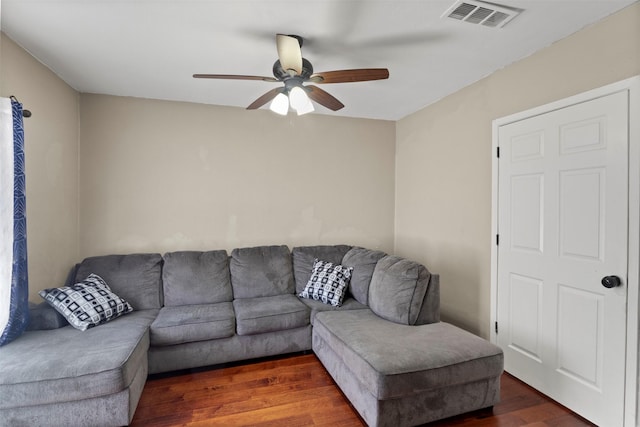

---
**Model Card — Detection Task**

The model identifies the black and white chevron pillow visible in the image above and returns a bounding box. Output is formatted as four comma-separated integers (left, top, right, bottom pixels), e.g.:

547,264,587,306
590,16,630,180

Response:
299,259,353,307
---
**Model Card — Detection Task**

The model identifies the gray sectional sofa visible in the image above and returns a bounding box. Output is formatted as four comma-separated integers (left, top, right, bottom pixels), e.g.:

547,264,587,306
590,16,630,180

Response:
0,244,503,427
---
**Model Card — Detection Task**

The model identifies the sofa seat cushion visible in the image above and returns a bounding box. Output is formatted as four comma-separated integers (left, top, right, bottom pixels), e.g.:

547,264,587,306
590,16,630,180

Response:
150,303,235,346
233,294,310,336
299,296,368,324
313,310,503,400
0,309,157,409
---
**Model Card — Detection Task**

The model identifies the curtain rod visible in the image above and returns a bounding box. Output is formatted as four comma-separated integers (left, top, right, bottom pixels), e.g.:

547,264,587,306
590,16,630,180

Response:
9,96,32,118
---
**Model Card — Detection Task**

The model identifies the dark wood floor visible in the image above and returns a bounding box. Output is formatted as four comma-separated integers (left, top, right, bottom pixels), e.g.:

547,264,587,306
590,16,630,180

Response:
131,353,595,426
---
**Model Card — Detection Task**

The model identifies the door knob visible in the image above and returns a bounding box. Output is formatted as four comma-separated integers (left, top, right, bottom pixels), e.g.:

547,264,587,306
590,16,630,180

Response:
601,275,622,288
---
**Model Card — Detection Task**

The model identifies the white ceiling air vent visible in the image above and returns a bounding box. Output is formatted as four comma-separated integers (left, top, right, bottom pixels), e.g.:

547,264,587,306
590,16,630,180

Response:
442,0,522,28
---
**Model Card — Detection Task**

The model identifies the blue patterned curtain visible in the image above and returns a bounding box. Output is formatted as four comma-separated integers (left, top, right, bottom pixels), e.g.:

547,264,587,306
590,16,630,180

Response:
0,97,29,346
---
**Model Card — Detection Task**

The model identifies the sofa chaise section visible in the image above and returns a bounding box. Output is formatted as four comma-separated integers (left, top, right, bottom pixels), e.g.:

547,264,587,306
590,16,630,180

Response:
312,255,503,427
0,253,163,427
313,310,503,427
0,310,157,427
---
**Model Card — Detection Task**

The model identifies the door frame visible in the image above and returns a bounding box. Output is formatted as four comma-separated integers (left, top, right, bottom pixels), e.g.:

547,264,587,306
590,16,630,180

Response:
490,76,640,426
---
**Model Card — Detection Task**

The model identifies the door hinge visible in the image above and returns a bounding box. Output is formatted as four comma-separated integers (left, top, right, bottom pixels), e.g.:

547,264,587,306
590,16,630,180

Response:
495,321,498,334
496,234,499,245
496,146,500,158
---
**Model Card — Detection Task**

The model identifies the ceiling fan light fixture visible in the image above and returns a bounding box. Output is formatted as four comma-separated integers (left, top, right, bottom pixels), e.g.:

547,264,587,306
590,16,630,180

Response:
288,86,308,109
269,92,289,115
289,86,314,115
294,98,314,116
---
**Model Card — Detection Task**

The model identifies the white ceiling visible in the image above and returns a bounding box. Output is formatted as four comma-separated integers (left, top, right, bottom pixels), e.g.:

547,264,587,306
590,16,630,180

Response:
1,0,637,121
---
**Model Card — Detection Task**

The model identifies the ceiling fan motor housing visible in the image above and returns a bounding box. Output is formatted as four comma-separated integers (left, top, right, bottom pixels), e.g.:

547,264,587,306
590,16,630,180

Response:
273,58,314,80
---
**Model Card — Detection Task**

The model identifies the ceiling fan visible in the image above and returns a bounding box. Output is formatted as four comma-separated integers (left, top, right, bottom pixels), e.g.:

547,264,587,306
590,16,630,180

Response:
193,34,389,115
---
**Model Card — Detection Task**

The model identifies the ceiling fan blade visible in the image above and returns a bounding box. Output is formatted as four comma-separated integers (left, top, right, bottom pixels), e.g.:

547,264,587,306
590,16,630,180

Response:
306,85,344,111
193,74,278,82
276,34,303,75
309,68,389,84
247,87,283,110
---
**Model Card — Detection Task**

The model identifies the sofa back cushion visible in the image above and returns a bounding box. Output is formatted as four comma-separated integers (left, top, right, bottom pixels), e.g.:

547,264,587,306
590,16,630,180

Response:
415,273,440,325
292,245,352,294
368,255,431,325
230,245,294,298
74,253,163,310
341,247,386,305
162,250,232,306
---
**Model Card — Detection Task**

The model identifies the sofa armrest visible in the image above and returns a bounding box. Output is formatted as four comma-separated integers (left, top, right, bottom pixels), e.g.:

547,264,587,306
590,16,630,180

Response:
26,302,68,331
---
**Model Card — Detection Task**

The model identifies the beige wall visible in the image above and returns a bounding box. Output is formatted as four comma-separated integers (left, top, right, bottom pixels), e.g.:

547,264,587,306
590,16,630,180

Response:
79,94,395,257
0,34,80,301
395,3,640,338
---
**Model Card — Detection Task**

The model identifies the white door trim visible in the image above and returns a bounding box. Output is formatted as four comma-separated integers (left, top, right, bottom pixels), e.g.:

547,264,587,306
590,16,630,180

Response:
490,76,640,427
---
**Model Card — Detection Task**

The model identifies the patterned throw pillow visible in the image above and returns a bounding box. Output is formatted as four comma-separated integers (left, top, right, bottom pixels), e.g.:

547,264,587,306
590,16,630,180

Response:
299,259,353,307
39,274,133,331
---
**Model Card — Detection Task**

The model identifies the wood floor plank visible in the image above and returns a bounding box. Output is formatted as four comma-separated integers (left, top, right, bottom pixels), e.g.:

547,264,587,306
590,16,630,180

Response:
187,395,356,426
131,353,595,426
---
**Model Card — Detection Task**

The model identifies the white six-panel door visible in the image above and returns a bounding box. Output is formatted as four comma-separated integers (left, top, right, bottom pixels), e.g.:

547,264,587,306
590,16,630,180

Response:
496,90,629,426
